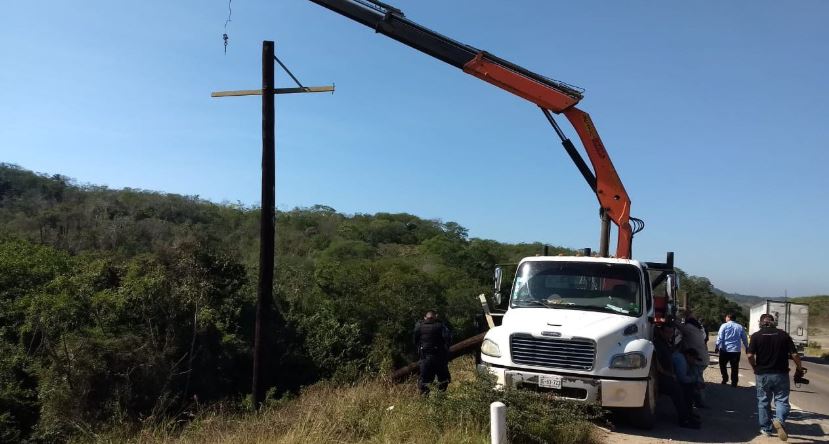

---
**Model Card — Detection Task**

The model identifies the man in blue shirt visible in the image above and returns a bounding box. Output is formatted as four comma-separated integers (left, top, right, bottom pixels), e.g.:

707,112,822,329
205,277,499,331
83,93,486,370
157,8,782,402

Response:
715,313,749,387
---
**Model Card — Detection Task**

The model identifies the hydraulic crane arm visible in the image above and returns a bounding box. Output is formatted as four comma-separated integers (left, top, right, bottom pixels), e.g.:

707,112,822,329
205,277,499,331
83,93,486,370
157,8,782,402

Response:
307,0,639,258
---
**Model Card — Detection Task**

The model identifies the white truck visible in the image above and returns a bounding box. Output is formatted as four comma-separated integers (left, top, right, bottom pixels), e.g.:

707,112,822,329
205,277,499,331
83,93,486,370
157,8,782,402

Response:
749,300,809,350
478,252,679,429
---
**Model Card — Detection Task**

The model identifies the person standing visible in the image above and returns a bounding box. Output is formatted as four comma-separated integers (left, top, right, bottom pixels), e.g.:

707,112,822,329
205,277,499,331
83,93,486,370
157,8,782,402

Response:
413,310,452,394
677,317,709,407
673,347,703,416
715,313,748,386
654,323,700,429
747,313,804,441
678,315,709,368
684,310,708,344
699,317,710,344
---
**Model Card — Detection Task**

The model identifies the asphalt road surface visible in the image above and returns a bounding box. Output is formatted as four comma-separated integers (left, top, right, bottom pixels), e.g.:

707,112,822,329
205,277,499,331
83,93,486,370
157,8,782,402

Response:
781,354,829,416
601,344,829,443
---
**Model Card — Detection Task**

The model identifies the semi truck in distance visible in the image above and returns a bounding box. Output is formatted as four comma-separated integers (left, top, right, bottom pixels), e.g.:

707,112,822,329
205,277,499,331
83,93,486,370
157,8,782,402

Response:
749,300,809,350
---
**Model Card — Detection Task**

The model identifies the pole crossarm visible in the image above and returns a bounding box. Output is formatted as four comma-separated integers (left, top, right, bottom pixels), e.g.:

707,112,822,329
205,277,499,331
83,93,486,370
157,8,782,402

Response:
211,85,335,97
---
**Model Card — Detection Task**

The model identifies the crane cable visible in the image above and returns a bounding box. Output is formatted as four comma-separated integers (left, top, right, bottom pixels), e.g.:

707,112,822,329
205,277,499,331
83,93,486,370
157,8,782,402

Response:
223,0,232,54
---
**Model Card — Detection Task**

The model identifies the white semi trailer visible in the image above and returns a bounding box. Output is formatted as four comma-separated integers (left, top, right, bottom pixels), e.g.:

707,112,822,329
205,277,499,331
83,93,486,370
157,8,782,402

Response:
749,300,809,350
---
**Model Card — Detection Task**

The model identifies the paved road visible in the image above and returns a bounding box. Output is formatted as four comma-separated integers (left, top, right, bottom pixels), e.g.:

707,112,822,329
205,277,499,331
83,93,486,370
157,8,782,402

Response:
780,354,829,416
601,345,829,443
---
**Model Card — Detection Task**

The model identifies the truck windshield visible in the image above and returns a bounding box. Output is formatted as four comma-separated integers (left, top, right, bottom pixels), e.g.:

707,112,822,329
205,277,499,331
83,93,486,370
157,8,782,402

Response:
510,261,642,316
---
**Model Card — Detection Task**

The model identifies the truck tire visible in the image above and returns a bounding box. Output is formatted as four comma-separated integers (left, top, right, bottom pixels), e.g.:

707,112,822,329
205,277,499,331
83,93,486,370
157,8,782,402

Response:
627,362,656,429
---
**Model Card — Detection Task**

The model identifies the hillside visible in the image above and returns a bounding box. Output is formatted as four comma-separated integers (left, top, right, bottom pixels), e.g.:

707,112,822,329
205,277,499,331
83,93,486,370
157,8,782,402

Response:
791,295,829,320
0,163,747,442
713,289,767,312
678,275,747,331
0,163,570,442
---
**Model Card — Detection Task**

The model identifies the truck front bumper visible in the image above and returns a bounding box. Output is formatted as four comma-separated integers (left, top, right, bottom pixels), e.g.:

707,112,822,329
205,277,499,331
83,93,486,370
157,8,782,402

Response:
478,363,647,408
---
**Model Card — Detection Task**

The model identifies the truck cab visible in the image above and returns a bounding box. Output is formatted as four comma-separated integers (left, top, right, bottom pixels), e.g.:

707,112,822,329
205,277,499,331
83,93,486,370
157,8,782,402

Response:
478,253,678,428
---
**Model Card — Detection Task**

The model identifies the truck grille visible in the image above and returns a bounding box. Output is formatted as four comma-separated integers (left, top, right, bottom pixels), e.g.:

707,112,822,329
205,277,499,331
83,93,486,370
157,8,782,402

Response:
510,334,595,371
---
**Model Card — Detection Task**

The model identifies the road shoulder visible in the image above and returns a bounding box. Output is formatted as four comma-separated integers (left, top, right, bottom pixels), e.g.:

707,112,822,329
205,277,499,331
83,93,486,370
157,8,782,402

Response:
598,354,829,443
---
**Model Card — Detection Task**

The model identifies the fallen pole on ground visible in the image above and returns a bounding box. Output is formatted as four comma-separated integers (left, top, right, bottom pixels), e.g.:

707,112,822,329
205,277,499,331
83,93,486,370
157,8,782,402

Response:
390,332,486,382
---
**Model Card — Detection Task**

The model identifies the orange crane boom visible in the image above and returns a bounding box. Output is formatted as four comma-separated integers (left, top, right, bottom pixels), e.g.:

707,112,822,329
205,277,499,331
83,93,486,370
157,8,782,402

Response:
307,0,642,258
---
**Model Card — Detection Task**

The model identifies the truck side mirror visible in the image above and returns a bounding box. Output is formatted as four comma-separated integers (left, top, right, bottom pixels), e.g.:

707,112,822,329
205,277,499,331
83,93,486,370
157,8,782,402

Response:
666,274,678,300
494,267,503,292
666,274,682,315
493,267,503,306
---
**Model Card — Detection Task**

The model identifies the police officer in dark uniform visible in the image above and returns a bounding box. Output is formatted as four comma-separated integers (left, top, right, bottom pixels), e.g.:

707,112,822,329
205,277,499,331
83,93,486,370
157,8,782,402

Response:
413,310,452,394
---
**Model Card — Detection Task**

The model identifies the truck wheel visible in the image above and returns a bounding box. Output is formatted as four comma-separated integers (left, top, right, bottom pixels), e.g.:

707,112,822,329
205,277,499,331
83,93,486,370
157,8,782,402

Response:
627,362,656,430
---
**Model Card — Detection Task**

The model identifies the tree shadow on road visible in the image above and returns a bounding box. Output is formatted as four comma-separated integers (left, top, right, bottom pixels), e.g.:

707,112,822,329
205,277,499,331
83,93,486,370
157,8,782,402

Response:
784,409,829,444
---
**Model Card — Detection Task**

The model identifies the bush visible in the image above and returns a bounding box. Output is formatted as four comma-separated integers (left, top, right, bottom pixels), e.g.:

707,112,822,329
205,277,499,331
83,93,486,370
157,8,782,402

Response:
805,341,824,358
426,372,606,444
94,358,606,444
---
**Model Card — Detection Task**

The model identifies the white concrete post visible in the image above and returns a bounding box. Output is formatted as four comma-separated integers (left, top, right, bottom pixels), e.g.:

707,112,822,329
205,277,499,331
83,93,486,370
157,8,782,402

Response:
490,401,507,444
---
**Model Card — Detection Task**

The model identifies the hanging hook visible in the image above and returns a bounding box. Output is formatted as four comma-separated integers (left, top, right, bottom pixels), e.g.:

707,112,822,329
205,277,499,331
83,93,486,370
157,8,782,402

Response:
222,0,232,54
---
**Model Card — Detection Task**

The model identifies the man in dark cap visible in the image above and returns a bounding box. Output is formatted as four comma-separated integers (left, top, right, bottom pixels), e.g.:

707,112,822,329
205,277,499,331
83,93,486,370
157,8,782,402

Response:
748,313,804,441
413,310,452,394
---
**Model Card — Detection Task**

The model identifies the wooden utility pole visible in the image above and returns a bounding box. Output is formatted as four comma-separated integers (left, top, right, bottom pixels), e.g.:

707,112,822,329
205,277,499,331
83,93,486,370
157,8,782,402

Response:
254,40,276,409
212,41,333,407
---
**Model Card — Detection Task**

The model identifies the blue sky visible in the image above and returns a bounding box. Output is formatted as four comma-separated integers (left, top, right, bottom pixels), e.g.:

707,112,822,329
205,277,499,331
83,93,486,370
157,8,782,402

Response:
2,1,827,297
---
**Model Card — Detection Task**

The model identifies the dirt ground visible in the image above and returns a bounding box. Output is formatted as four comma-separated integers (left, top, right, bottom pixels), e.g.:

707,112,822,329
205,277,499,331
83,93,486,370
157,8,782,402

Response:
597,357,829,444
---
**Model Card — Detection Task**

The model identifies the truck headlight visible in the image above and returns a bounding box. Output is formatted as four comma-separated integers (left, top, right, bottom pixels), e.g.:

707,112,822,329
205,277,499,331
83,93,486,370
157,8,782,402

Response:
610,352,647,369
481,338,501,357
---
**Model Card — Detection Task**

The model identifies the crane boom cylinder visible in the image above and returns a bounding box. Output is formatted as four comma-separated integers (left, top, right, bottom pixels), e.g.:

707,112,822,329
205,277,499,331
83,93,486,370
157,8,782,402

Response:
541,108,597,193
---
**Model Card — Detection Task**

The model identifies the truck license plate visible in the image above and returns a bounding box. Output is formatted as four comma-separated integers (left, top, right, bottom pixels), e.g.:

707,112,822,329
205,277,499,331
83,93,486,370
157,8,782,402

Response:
538,375,562,390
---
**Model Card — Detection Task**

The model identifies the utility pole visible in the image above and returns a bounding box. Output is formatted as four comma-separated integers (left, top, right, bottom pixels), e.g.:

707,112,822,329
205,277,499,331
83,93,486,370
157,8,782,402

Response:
212,41,333,407
254,40,276,410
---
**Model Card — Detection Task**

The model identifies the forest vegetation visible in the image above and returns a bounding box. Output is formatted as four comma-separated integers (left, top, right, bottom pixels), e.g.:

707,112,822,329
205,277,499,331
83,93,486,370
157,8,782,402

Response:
0,163,747,442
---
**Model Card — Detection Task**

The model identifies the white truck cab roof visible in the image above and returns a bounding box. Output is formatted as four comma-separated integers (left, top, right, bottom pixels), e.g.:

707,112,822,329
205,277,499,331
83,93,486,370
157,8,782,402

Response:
519,256,643,268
